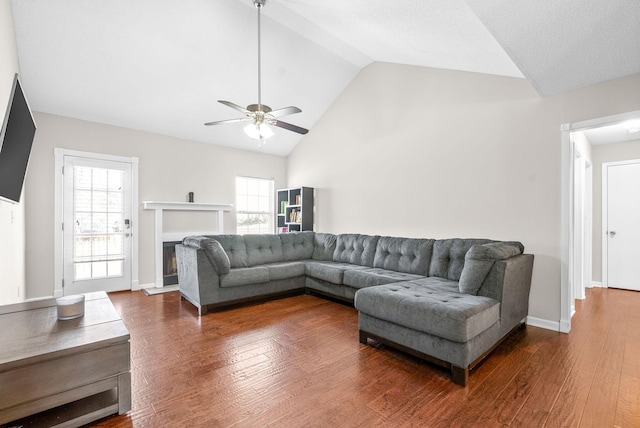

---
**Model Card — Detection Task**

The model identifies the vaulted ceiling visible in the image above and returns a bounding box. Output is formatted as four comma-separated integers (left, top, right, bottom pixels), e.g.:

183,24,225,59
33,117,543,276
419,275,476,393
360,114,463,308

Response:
10,0,640,156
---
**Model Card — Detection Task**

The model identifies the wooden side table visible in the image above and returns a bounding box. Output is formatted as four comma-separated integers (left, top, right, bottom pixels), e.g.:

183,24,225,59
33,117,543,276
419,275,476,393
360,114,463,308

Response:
0,291,131,427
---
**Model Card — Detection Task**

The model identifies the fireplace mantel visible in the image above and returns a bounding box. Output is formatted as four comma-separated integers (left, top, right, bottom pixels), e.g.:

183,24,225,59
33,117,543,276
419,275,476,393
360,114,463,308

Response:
143,201,233,212
143,201,233,288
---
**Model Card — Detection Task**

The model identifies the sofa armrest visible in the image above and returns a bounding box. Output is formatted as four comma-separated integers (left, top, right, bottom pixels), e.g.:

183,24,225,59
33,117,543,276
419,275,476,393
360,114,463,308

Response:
458,242,524,294
477,254,534,336
182,236,231,275
176,243,222,314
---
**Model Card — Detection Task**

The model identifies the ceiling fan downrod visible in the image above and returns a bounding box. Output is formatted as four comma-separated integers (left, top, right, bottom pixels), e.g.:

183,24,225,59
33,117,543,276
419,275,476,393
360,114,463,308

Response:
253,0,266,109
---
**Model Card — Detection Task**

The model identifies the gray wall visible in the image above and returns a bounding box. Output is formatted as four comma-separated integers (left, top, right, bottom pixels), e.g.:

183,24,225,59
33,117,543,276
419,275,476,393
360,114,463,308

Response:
0,0,25,304
24,113,286,298
287,61,640,326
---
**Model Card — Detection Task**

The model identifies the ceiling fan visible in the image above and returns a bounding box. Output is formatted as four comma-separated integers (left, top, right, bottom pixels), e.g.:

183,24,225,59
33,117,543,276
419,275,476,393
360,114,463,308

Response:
204,0,308,143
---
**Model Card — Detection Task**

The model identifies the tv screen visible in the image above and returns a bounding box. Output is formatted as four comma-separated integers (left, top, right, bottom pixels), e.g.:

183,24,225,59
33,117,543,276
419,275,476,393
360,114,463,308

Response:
0,74,36,204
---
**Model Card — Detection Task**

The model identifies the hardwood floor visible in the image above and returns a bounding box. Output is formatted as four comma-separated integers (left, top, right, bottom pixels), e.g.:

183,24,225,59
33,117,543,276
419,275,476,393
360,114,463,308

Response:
91,287,640,427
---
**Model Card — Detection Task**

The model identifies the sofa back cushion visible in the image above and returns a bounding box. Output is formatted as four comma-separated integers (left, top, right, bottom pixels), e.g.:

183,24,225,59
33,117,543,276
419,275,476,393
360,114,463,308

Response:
429,238,493,280
280,231,314,261
373,236,435,275
312,233,337,261
245,234,285,266
209,235,248,268
333,234,380,267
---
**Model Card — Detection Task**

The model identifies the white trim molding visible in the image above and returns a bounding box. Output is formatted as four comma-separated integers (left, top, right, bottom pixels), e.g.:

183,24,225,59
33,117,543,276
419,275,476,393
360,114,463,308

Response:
527,316,562,332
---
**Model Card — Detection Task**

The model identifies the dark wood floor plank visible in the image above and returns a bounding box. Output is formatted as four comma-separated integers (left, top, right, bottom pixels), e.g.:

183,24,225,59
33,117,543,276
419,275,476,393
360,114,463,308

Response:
578,291,630,428
72,287,640,427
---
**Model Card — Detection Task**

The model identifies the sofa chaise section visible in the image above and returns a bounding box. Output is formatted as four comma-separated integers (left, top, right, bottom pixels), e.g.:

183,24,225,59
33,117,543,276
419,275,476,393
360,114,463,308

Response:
354,239,534,386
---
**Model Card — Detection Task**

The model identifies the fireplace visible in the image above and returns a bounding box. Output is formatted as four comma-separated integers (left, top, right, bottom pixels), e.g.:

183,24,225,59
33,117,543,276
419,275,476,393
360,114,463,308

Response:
162,241,181,286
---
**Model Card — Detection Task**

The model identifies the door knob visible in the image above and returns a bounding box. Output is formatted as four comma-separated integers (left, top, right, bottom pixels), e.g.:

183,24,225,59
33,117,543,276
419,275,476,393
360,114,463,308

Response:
609,230,616,237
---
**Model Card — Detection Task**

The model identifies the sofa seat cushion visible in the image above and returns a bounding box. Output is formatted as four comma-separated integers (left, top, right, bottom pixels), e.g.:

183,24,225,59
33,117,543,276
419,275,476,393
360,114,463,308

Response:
264,261,306,281
304,261,368,285
220,267,269,288
343,268,425,289
354,280,500,343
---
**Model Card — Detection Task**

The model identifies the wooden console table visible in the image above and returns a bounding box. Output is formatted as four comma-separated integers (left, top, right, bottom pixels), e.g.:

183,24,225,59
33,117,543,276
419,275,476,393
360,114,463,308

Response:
0,291,131,427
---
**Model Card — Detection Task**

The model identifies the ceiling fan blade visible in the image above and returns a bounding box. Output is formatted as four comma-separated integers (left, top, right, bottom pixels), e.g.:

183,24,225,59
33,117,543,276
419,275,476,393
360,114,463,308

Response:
269,106,302,118
218,100,250,114
272,120,309,135
204,117,252,126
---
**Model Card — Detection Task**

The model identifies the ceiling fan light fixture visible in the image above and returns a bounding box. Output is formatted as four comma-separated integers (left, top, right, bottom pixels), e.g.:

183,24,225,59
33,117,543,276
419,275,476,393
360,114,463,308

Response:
244,122,274,140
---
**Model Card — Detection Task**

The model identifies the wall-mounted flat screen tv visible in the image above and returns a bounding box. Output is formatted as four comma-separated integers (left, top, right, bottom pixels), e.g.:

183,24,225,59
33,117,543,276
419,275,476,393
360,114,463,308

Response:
0,73,36,204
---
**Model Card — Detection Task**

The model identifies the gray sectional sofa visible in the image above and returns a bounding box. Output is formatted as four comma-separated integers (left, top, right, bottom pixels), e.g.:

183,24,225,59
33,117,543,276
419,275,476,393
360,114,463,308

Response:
175,231,533,385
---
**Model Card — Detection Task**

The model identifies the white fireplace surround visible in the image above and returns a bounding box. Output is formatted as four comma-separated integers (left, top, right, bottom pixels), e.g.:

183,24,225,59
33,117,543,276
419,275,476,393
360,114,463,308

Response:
143,201,233,288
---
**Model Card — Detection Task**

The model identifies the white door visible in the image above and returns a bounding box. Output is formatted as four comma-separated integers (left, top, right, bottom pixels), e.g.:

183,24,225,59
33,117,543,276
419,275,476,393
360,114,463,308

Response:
605,161,640,291
63,156,133,294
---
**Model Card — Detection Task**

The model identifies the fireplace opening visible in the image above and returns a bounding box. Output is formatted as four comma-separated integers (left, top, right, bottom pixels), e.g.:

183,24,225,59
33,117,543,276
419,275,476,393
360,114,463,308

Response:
163,241,181,286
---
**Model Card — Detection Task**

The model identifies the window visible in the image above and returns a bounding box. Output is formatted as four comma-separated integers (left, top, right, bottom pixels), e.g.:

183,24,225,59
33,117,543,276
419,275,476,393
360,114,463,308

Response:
236,176,274,234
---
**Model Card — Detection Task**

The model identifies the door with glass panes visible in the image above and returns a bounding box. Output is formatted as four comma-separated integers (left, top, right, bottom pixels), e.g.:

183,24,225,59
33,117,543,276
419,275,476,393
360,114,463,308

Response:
63,156,132,294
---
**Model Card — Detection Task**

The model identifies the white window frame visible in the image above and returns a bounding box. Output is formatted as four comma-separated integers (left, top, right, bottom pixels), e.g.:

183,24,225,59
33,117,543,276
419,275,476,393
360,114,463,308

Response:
235,176,275,235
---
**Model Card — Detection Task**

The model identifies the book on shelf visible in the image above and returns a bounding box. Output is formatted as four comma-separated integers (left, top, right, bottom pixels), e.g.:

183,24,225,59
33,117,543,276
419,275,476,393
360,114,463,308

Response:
280,201,288,214
295,195,301,205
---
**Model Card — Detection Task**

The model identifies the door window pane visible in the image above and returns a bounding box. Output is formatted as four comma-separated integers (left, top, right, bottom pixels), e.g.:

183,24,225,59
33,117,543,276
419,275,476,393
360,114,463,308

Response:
73,166,125,280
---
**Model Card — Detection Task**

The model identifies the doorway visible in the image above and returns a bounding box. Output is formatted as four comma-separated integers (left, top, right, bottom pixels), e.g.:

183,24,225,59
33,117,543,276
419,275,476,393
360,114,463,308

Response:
54,149,139,296
561,109,640,332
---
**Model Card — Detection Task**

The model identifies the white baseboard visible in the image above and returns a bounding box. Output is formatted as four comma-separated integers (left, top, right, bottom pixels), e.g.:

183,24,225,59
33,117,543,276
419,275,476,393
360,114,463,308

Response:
139,283,156,290
527,316,563,332
591,281,604,288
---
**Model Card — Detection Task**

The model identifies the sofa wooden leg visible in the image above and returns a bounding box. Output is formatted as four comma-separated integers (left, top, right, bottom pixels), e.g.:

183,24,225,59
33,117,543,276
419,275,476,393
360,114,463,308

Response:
359,330,368,345
198,305,208,316
451,365,469,386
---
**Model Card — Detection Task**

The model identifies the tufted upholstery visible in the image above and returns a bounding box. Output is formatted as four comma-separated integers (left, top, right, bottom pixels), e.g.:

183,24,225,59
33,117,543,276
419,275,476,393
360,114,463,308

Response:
333,234,380,267
354,279,500,343
208,235,249,268
429,238,493,281
280,231,314,261
373,236,435,276
343,267,425,288
312,233,337,261
244,234,284,266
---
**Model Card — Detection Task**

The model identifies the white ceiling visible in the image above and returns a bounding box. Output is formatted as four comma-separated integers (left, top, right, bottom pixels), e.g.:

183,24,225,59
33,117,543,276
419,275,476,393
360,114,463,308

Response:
583,120,640,145
10,0,640,156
